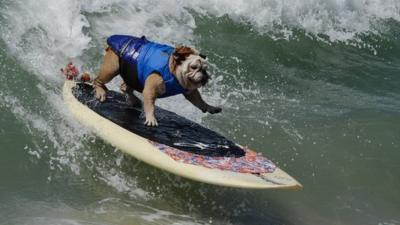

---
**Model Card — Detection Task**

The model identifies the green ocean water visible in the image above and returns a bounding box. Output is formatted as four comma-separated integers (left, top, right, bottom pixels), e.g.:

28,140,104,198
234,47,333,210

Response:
1,1,400,225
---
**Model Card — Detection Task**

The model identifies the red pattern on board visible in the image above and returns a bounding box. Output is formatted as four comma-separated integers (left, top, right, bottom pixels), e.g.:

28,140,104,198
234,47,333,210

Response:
150,141,276,174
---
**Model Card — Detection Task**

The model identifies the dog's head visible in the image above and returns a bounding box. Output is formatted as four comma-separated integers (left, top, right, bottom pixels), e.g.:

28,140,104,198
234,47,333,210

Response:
171,45,209,90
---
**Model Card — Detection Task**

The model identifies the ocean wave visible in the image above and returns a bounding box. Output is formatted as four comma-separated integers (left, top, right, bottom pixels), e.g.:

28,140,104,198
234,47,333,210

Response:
1,0,399,72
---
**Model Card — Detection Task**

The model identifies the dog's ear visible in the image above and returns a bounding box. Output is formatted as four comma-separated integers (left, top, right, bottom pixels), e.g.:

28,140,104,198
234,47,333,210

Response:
173,45,196,64
174,45,194,55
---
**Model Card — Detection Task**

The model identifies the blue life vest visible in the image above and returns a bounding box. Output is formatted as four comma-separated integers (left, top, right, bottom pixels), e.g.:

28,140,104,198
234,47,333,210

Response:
107,35,186,98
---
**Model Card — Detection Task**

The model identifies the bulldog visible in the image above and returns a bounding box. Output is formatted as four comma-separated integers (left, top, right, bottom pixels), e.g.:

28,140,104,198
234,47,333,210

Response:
93,35,221,126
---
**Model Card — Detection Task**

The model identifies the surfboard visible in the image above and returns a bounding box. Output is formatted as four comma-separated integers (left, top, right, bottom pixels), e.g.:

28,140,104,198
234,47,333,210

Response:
63,80,302,189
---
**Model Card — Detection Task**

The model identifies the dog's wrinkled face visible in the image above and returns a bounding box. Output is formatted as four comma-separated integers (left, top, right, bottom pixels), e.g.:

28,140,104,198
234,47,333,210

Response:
181,54,209,87
172,46,209,90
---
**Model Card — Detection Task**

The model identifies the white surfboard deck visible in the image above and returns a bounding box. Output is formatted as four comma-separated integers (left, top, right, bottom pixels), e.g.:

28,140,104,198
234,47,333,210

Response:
63,80,302,189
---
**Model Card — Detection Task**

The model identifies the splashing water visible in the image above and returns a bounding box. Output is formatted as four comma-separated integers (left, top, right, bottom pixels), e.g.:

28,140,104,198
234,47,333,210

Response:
1,0,400,225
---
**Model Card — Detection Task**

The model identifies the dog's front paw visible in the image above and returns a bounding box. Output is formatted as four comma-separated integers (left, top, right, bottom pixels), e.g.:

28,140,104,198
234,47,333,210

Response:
95,87,107,102
206,105,222,114
144,115,158,127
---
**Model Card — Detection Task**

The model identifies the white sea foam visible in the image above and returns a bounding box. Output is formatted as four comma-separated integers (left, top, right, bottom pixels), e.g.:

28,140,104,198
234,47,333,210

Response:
1,196,209,225
1,0,399,80
0,0,91,82
188,0,400,41
95,165,149,199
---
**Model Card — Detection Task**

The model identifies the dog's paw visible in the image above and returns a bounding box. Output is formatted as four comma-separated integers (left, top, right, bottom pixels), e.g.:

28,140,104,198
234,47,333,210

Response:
144,115,158,127
95,87,107,102
206,105,222,114
120,82,129,94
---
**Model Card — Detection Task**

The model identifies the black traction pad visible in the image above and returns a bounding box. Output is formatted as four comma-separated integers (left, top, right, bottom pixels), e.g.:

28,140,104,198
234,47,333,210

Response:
72,83,245,157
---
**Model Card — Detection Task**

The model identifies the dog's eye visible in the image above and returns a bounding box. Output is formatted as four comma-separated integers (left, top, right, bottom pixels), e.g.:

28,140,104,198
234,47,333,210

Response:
190,64,199,70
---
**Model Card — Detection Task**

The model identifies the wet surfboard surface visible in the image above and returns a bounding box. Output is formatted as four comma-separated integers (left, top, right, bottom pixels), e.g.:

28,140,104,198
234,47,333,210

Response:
72,83,244,158
64,81,302,189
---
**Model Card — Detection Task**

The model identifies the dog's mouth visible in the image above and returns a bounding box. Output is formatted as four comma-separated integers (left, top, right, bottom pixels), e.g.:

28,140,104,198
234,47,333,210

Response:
189,70,209,86
190,77,201,84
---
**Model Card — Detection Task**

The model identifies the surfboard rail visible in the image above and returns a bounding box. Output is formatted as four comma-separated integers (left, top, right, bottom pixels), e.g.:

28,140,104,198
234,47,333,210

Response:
63,80,302,189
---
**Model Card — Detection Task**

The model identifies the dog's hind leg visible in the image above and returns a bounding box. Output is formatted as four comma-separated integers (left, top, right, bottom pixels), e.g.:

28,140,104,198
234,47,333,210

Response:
94,47,120,101
120,82,142,107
